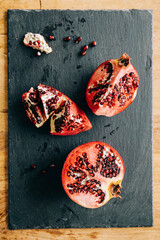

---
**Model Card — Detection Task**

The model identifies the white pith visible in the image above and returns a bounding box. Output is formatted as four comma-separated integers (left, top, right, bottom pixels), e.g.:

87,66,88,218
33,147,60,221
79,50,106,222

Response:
51,109,83,133
23,32,52,54
50,103,66,133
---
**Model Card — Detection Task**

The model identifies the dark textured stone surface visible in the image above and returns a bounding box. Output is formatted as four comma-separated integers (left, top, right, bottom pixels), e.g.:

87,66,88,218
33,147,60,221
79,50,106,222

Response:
8,10,153,229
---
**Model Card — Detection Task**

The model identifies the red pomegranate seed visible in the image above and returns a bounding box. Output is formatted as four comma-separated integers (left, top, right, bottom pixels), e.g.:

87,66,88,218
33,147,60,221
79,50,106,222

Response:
83,45,88,51
64,36,71,41
49,35,54,40
37,51,41,56
31,164,36,169
29,41,32,45
50,164,55,168
41,170,46,174
92,41,97,46
76,37,82,44
82,51,86,56
37,40,40,44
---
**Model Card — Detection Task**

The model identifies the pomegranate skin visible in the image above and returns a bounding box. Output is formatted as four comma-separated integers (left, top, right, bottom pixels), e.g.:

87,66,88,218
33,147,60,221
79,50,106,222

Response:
86,53,139,117
62,141,125,209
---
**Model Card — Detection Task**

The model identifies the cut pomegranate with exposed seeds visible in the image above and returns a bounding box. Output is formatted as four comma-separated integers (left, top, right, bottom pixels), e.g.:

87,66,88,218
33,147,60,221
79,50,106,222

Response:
37,84,62,120
62,141,125,208
22,84,92,135
22,87,47,128
86,53,139,117
47,86,92,136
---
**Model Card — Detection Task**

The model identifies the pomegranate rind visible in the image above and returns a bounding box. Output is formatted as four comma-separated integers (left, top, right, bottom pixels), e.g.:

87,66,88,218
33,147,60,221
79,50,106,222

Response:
62,141,125,208
86,53,139,117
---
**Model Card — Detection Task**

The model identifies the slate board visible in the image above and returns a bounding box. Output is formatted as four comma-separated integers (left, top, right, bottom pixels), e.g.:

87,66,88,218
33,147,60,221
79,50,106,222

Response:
8,9,153,229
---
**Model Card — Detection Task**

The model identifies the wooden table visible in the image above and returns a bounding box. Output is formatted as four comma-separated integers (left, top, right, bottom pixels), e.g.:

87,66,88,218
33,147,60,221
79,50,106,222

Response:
0,0,160,239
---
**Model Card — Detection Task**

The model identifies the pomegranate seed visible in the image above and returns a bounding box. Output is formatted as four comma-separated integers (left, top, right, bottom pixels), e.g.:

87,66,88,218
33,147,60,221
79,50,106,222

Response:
37,51,41,56
50,164,55,168
49,35,55,40
129,72,134,77
83,45,88,51
82,51,86,56
37,40,40,44
64,36,71,41
82,152,87,157
76,37,82,44
29,41,32,45
69,190,73,194
92,41,96,46
31,164,36,169
95,144,101,149
41,170,46,174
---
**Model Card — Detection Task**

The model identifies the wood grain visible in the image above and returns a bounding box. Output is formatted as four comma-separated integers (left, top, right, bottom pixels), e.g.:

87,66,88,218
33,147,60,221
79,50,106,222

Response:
0,0,40,35
0,0,160,239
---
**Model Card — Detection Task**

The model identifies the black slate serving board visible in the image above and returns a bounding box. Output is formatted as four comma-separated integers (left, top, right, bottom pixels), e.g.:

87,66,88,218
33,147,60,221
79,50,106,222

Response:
8,9,153,229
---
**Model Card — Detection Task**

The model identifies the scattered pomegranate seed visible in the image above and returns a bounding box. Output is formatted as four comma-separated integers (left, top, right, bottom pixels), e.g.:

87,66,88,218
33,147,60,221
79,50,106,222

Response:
50,164,55,168
92,41,97,46
49,35,55,40
41,170,47,174
76,37,82,44
37,40,40,44
37,51,41,56
83,45,88,51
31,164,36,169
64,36,71,41
82,51,86,56
29,41,32,45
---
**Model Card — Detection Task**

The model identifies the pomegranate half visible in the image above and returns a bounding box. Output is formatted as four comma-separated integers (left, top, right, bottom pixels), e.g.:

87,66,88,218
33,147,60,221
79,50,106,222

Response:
62,141,125,208
86,53,139,117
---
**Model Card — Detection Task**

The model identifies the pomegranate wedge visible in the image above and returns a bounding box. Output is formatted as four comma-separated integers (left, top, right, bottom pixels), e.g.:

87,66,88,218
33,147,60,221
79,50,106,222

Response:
22,84,92,135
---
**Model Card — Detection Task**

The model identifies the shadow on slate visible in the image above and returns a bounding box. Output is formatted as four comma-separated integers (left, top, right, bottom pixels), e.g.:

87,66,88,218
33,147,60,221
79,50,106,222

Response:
8,9,153,229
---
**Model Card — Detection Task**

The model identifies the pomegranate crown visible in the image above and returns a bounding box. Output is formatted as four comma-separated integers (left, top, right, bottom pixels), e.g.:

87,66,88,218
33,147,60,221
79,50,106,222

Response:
118,53,130,67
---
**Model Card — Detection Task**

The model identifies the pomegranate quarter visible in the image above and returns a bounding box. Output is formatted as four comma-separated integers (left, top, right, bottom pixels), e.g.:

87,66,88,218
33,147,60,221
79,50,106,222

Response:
62,142,125,208
86,53,139,117
22,84,92,135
